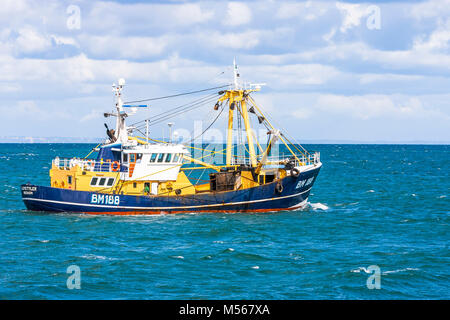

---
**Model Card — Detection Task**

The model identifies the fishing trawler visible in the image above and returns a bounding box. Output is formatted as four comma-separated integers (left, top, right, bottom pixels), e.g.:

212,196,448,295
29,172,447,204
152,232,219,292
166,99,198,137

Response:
21,61,322,214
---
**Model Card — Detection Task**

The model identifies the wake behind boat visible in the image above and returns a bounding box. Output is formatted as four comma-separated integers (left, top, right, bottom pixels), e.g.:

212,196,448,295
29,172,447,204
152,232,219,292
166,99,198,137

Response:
21,61,322,215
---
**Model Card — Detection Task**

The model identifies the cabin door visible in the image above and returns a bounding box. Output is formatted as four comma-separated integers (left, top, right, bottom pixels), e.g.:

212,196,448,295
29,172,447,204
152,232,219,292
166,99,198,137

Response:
151,182,158,195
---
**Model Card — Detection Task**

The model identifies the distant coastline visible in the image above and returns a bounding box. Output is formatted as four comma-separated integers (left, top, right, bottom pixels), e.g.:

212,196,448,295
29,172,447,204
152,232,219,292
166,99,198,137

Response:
0,136,448,145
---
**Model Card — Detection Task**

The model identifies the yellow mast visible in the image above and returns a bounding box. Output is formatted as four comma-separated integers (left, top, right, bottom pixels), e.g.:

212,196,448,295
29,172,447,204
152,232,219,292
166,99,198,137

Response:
226,97,234,165
240,98,257,166
217,59,260,167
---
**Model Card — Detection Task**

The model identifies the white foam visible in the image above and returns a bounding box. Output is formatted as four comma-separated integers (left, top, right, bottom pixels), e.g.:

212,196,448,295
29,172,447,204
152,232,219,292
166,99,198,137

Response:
173,255,184,259
81,254,109,260
350,267,371,273
309,202,329,211
251,266,260,270
367,190,375,193
383,268,419,275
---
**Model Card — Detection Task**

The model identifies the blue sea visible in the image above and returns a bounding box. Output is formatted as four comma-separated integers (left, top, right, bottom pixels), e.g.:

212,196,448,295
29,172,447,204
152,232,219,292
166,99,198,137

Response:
0,143,448,299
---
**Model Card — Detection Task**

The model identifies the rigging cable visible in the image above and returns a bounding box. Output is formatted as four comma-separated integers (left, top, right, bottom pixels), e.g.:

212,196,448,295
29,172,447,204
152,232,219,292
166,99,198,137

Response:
188,103,225,143
124,84,230,104
132,94,219,129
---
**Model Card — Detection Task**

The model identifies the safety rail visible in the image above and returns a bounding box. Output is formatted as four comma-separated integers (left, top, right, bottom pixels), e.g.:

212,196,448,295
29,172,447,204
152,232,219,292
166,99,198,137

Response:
52,157,128,173
230,152,320,167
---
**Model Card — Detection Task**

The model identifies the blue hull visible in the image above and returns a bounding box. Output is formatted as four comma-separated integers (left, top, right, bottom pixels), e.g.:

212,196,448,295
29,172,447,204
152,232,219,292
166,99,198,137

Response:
21,167,321,214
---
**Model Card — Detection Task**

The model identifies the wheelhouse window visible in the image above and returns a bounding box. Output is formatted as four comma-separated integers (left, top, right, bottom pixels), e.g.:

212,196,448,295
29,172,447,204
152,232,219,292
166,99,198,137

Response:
123,153,128,163
90,176,115,187
136,153,143,163
173,153,180,163
165,153,172,163
157,153,165,163
149,153,157,163
130,154,136,163
68,176,73,184
106,178,115,187
90,177,98,186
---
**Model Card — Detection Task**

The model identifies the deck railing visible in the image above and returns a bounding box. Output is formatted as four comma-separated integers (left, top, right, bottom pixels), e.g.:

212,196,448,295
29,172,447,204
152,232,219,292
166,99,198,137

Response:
52,158,128,173
230,152,320,167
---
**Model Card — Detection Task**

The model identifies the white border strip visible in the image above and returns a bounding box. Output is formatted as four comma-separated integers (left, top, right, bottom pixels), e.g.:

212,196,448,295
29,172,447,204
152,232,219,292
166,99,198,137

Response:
23,188,312,210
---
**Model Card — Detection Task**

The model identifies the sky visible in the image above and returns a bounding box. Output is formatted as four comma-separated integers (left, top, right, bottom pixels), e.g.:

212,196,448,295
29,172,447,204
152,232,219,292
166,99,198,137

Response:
0,0,449,143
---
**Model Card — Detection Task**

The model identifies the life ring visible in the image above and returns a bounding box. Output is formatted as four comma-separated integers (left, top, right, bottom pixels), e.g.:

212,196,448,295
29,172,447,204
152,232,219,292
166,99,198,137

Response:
290,167,300,178
111,161,120,172
275,181,283,194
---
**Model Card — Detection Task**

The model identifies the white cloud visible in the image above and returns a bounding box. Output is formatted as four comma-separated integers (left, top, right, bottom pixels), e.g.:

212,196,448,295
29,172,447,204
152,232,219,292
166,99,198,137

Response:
410,0,450,20
301,94,448,121
257,41,450,73
15,27,52,53
276,2,305,19
224,2,252,26
322,27,337,43
276,1,327,21
0,0,28,17
51,35,78,47
207,30,261,49
79,35,168,59
0,53,223,86
242,63,340,87
292,107,314,120
413,19,450,52
172,3,214,26
0,0,448,141
358,73,424,85
80,109,102,122
0,83,21,93
85,1,215,33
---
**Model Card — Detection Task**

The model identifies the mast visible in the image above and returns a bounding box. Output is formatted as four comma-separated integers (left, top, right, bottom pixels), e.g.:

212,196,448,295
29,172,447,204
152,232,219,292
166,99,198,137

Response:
112,78,129,144
219,60,259,166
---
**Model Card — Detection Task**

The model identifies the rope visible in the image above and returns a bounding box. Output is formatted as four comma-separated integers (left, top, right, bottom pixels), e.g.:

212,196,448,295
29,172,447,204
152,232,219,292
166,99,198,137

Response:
83,143,102,159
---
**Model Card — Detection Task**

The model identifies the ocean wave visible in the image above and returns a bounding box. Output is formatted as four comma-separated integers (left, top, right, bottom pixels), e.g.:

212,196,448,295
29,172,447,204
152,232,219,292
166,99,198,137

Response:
81,254,117,261
351,267,420,275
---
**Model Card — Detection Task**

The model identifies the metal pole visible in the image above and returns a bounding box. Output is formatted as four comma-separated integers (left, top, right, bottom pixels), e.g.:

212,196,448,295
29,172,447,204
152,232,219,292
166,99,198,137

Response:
168,122,174,144
146,119,149,144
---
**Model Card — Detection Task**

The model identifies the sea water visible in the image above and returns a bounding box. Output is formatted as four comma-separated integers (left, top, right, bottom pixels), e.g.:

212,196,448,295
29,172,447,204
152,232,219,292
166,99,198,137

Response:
0,143,448,299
